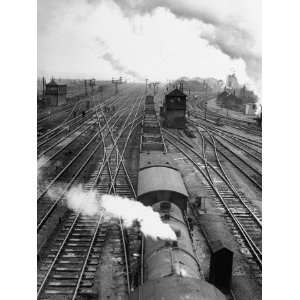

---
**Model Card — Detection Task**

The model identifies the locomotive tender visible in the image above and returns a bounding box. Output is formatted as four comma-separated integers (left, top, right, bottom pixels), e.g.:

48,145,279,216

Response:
129,95,226,300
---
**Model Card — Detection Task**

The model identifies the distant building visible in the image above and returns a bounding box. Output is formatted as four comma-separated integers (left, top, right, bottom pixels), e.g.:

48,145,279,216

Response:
45,78,67,106
245,103,257,115
226,74,239,89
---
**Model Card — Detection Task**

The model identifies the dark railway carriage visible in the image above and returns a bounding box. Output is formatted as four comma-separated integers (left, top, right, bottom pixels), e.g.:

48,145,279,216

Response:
138,152,188,212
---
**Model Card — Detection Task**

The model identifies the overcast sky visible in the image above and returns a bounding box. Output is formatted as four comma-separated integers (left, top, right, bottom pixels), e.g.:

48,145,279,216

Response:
38,0,261,93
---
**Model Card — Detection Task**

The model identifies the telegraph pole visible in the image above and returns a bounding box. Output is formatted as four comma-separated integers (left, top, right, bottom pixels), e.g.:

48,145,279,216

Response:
99,86,103,103
89,79,96,94
204,81,208,121
84,80,88,96
42,77,46,97
112,77,123,94
145,78,148,93
152,82,160,95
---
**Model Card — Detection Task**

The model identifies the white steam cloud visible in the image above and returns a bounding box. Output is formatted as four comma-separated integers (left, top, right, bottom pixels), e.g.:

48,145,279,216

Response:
47,184,176,240
37,156,49,178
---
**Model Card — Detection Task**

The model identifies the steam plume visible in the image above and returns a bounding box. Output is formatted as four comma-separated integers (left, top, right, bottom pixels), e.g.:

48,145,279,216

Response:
47,184,177,240
96,0,261,88
37,156,51,193
102,52,144,81
37,156,49,177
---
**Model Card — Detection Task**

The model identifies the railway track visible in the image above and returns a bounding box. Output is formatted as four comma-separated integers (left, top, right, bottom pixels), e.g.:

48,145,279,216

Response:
38,104,73,125
37,112,122,227
190,101,261,137
204,128,262,163
37,97,143,299
37,108,129,193
37,92,125,153
189,123,262,190
37,96,142,235
189,118,262,150
162,129,262,274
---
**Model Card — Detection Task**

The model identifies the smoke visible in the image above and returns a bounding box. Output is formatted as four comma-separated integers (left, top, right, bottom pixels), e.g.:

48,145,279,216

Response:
37,156,51,189
37,156,49,176
95,0,261,89
102,52,144,81
101,194,177,240
200,25,261,83
47,184,176,240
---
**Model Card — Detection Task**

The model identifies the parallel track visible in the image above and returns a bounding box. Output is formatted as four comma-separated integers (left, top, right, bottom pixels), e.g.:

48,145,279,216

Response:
37,97,143,299
190,123,262,190
163,129,262,272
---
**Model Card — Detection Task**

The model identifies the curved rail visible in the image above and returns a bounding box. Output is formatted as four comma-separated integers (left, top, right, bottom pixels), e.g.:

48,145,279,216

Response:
38,99,142,299
163,129,262,269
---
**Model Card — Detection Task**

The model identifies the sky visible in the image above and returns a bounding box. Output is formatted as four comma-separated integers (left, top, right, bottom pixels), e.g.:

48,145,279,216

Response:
38,0,261,93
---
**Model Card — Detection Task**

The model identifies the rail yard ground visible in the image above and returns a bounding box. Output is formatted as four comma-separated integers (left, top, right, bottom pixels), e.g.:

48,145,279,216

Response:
37,83,262,300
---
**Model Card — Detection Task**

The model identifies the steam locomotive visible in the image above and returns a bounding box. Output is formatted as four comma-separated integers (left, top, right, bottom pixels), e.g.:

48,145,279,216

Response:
129,95,226,300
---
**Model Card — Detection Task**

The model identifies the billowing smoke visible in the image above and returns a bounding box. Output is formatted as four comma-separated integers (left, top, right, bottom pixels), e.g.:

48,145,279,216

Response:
37,156,49,177
101,194,177,240
47,184,176,240
102,52,144,81
37,156,51,191
93,0,261,91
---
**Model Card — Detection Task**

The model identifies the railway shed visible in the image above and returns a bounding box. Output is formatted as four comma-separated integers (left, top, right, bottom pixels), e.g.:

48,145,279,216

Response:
162,88,187,128
45,78,67,106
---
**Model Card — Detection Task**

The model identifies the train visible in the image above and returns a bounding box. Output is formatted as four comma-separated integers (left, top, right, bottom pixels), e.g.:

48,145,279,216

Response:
129,95,227,300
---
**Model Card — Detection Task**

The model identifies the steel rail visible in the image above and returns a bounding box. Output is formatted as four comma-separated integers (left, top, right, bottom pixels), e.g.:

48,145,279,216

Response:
37,214,81,298
195,128,262,257
189,118,262,148
212,131,262,162
37,112,127,231
203,130,262,226
95,109,141,297
165,129,262,227
213,135,261,175
37,93,122,146
190,123,262,190
211,137,262,190
38,107,128,166
37,111,126,201
190,108,261,137
38,155,108,298
194,121,262,162
194,100,259,128
99,100,143,297
38,117,97,159
106,96,143,196
163,132,262,269
37,106,125,201
38,102,139,298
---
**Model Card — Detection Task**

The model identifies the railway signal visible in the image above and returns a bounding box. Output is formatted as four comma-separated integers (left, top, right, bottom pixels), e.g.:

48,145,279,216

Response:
89,78,96,94
112,77,123,94
151,81,160,95
204,80,208,120
145,78,149,93
99,86,104,102
84,80,88,96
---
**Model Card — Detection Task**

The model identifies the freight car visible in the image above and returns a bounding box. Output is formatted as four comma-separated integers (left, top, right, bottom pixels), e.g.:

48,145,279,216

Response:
129,95,226,300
